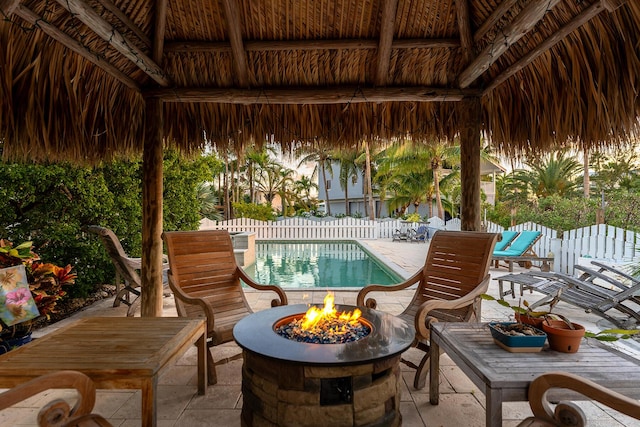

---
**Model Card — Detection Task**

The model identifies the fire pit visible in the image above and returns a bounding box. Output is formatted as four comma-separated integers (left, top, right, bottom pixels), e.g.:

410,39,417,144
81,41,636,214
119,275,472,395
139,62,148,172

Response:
233,298,414,427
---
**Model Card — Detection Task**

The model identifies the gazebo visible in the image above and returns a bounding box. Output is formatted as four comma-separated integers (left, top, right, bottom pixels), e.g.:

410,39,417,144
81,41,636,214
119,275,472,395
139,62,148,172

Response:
1,0,639,316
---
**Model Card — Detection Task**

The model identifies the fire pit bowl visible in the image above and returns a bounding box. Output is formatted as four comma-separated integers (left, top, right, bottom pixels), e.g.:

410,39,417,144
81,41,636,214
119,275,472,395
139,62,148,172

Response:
233,303,414,427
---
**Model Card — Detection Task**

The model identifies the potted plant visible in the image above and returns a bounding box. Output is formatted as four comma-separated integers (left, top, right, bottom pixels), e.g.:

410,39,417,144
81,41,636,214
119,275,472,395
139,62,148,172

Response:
487,321,547,352
0,240,76,353
482,292,639,353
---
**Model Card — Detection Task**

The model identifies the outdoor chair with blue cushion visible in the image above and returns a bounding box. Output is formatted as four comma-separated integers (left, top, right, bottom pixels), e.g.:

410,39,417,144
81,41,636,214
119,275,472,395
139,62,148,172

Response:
492,230,519,252
492,230,553,272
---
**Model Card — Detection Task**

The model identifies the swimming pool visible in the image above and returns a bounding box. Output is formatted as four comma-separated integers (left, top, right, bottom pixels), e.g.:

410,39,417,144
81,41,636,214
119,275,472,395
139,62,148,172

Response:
243,241,402,289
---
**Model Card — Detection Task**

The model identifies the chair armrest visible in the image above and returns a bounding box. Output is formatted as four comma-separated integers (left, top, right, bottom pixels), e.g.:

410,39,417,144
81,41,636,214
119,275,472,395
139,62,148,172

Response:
356,269,423,308
0,371,112,427
167,273,217,323
519,371,640,427
414,275,491,339
237,268,288,307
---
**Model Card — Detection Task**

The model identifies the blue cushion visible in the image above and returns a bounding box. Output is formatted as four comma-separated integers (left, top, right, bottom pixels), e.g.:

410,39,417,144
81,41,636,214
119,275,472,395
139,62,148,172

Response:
492,230,541,256
493,231,519,252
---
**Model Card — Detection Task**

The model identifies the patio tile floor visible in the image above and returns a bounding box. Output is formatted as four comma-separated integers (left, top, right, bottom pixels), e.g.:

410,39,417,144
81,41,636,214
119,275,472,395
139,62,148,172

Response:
2,239,639,426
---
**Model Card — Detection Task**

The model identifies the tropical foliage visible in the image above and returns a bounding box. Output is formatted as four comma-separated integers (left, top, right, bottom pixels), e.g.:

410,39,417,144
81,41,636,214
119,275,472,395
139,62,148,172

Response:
0,149,222,298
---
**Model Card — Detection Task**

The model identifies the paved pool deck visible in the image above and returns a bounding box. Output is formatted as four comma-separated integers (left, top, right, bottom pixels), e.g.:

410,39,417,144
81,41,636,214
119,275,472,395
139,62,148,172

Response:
2,238,639,426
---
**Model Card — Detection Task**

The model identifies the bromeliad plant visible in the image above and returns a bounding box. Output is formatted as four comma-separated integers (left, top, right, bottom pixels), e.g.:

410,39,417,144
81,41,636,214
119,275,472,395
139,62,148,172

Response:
0,239,76,339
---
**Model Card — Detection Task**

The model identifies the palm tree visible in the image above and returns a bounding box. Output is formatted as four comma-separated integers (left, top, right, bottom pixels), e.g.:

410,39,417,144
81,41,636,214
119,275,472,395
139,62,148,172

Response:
422,140,461,219
243,147,272,203
293,175,318,210
295,145,333,216
333,148,361,216
196,182,223,220
254,162,295,209
524,152,582,198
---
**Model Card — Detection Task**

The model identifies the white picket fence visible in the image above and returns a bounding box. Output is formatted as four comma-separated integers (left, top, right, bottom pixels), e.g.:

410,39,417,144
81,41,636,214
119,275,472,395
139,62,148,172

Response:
200,217,639,274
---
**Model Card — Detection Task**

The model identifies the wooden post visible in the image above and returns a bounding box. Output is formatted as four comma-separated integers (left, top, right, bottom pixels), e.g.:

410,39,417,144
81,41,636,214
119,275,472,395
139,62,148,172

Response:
460,97,482,231
141,97,164,317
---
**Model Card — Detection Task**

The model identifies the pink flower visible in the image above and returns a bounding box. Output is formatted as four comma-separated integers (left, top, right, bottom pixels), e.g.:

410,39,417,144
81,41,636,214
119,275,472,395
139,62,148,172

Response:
5,287,32,306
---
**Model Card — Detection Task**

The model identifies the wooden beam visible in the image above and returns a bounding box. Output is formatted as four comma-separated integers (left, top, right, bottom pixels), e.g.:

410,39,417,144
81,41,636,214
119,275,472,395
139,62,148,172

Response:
0,0,20,16
474,0,519,43
458,0,563,88
455,0,474,64
164,38,460,53
375,0,398,86
483,2,606,95
54,0,170,86
94,0,150,47
141,97,164,317
15,4,140,91
459,97,482,231
146,86,481,104
221,0,249,87
152,0,168,63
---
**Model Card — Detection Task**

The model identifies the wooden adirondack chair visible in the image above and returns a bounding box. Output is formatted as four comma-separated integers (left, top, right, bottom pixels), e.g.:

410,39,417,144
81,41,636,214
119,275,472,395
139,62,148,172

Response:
86,225,169,316
162,229,288,385
357,230,499,390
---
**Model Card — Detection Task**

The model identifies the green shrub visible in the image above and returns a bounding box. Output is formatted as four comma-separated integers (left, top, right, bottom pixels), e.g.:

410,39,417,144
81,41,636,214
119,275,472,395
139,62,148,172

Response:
232,202,276,221
0,150,221,299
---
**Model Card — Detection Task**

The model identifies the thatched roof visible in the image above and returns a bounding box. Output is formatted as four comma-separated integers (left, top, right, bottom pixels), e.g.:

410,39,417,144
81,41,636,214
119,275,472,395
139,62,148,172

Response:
1,0,639,162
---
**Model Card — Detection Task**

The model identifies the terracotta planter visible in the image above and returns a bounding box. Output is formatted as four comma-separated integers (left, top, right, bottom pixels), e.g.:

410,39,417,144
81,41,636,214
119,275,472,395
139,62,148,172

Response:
542,320,585,353
515,313,545,329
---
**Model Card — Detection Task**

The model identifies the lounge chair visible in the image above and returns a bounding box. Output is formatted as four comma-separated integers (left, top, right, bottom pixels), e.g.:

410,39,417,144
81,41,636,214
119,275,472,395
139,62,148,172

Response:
86,225,169,316
0,370,112,427
357,230,499,389
492,230,553,272
162,229,288,385
496,263,640,328
493,230,519,252
517,371,640,426
410,225,429,243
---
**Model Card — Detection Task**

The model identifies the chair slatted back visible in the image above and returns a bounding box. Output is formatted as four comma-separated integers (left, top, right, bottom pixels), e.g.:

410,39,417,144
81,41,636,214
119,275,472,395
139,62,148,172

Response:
403,231,498,323
86,225,141,287
162,230,252,335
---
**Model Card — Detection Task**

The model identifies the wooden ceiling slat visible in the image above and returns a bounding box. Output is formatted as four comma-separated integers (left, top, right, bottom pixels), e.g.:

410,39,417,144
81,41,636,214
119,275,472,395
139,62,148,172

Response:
147,86,480,103
455,0,474,64
164,38,460,54
94,0,150,47
473,0,519,43
483,1,607,95
53,0,170,86
221,0,249,87
152,0,168,63
14,4,140,91
375,0,398,86
458,0,564,88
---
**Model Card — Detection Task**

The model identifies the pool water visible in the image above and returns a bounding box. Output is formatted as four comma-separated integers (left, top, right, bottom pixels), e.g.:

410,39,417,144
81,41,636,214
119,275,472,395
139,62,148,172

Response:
243,241,402,288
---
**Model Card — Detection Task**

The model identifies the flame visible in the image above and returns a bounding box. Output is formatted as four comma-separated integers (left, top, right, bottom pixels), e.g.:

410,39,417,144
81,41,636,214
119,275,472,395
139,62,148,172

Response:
300,292,362,331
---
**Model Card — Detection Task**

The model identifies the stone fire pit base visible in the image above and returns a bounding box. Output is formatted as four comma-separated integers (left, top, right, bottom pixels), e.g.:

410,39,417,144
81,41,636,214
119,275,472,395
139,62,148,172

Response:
241,350,402,427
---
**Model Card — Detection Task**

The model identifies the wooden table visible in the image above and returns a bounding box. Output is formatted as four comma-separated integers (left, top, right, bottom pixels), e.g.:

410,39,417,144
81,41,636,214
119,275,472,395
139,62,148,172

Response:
0,317,207,427
429,322,640,427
